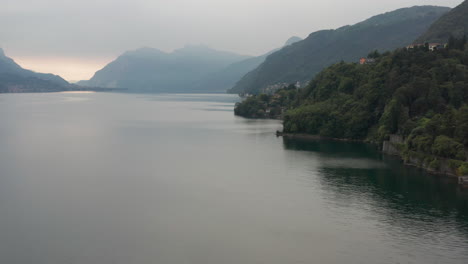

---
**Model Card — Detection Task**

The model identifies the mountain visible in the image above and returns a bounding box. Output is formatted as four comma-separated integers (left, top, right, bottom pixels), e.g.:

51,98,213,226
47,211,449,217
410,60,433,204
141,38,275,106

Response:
0,48,68,85
416,0,468,43
192,36,302,93
0,73,69,93
228,5,451,94
284,36,302,46
0,48,70,92
79,45,252,92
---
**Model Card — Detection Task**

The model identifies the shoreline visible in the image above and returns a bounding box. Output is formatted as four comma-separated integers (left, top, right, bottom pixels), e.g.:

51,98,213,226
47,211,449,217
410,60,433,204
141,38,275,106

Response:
275,131,369,143
276,131,467,184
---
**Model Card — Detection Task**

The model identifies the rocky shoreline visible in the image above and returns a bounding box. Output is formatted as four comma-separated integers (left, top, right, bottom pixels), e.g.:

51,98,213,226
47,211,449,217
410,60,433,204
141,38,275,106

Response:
276,131,468,183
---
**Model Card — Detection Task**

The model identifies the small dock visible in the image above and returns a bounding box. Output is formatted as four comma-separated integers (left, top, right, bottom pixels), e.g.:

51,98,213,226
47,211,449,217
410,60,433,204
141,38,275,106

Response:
459,176,468,187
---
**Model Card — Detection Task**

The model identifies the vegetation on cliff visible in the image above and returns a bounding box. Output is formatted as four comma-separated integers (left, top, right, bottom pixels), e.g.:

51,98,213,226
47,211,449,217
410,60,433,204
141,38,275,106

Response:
282,41,467,142
235,37,468,175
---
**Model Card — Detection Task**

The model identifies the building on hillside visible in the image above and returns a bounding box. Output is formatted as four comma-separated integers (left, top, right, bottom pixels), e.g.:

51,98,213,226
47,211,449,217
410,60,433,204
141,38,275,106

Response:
359,58,376,65
406,43,447,51
406,43,424,49
428,43,446,51
262,83,289,94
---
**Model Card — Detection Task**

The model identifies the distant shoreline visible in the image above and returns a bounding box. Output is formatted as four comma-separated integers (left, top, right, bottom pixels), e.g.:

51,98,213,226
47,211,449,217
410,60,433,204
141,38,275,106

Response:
0,87,127,94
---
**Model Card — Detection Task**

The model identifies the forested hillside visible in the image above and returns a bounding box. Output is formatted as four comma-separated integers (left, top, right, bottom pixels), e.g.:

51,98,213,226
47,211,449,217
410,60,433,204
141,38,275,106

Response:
235,39,468,175
416,0,468,43
283,43,467,139
229,6,450,95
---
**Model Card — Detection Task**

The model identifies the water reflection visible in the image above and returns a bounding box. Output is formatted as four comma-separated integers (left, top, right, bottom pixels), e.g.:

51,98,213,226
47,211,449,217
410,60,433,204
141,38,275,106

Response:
283,136,468,224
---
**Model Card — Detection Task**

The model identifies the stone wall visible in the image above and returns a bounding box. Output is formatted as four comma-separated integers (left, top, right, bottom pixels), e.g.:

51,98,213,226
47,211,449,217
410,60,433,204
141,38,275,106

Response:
405,152,458,177
382,134,404,156
382,134,464,178
382,141,400,156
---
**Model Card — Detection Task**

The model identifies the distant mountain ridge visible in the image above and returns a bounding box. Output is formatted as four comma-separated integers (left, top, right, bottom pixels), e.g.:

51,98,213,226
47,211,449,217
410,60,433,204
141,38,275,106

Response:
0,48,68,86
191,36,302,93
229,5,451,94
0,48,71,92
415,0,468,43
284,36,302,46
78,45,252,92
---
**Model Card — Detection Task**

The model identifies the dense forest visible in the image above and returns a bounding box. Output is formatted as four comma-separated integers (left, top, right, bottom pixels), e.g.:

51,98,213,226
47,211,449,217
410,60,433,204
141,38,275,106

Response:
235,37,468,175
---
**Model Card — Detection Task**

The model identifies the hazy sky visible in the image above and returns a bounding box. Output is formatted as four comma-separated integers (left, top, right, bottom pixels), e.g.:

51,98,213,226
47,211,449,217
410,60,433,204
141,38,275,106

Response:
1,0,464,80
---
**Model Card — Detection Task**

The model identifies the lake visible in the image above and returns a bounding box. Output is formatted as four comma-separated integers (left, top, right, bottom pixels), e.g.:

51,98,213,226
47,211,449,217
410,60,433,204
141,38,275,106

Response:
1,92,467,264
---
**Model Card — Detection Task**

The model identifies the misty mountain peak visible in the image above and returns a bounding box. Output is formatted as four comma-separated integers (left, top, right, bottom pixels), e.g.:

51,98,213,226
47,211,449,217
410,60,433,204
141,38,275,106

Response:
122,47,167,58
173,44,222,55
284,36,302,46
81,44,252,92
0,48,5,57
181,44,212,51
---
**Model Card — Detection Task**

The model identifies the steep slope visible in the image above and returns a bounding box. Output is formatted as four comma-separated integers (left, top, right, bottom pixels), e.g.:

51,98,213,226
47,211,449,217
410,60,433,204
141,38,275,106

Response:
416,0,468,43
192,36,302,93
0,48,69,86
284,36,302,46
0,48,70,92
80,45,251,92
229,6,450,94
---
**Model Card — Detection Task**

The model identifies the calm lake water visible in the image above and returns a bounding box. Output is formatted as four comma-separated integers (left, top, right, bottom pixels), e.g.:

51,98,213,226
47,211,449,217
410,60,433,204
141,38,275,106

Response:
1,92,468,264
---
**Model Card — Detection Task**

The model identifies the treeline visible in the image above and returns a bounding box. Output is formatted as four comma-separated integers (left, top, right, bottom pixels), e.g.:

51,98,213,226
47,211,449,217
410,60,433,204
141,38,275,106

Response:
234,84,299,119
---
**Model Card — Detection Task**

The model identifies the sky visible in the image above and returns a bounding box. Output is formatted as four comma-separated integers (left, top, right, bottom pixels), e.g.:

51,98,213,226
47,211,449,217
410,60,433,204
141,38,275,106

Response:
1,0,464,81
